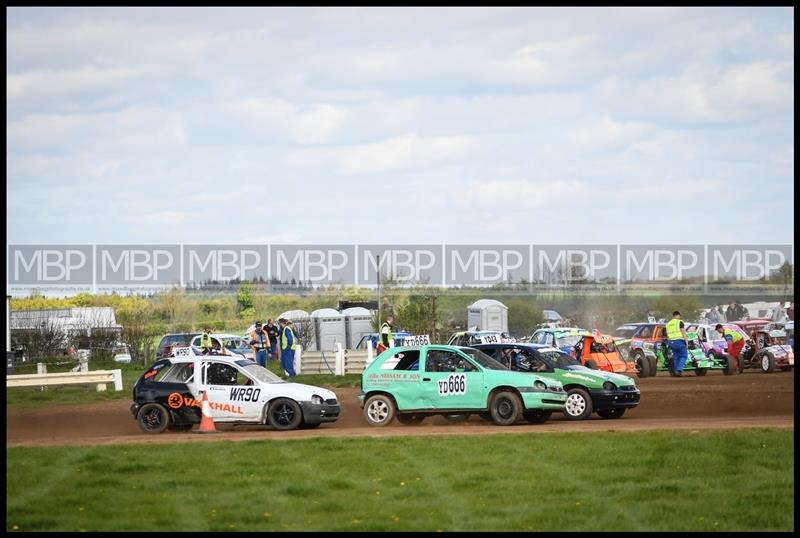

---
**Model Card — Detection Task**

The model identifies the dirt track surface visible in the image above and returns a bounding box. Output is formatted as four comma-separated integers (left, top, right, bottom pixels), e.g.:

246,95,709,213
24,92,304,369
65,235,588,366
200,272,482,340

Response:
7,370,794,447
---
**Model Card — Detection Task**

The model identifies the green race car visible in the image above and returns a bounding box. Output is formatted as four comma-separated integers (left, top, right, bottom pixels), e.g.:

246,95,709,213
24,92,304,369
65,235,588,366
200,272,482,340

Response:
473,343,640,420
643,331,735,376
358,344,567,426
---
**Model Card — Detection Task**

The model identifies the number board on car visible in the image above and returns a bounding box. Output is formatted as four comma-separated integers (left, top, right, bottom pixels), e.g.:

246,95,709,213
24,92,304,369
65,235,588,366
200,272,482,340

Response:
479,334,500,344
402,335,431,346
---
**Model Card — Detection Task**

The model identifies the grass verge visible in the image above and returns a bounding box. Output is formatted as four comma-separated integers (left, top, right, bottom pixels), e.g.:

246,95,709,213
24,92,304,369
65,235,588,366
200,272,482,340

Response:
5,429,793,532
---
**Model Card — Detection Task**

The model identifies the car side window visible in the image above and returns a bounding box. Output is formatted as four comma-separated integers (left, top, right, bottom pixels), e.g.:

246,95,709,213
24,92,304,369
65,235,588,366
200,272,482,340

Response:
161,363,195,383
425,350,475,373
206,362,239,385
545,334,555,346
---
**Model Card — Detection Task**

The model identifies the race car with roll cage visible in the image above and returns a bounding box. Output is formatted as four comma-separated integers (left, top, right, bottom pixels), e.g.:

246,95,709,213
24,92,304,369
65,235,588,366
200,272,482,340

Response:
358,344,566,426
640,331,734,376
738,328,794,373
527,327,590,357
472,342,640,420
572,333,639,376
131,346,340,433
447,330,515,346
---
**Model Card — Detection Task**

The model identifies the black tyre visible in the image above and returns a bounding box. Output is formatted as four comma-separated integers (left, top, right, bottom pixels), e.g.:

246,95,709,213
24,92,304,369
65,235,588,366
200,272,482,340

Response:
563,388,593,420
363,394,396,426
443,413,470,423
649,355,659,376
597,408,626,419
137,403,170,434
695,368,708,376
584,359,598,370
633,351,651,378
489,391,522,426
167,423,194,432
761,352,776,373
267,398,303,430
523,410,552,424
396,414,425,425
722,353,735,376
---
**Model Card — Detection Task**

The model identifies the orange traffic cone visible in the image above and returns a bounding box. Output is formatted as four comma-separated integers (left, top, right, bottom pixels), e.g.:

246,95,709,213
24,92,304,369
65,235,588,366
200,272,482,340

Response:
194,390,218,433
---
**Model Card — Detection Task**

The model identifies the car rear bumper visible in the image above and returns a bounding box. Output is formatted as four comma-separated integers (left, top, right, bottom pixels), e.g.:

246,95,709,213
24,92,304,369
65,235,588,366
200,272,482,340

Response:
299,401,341,424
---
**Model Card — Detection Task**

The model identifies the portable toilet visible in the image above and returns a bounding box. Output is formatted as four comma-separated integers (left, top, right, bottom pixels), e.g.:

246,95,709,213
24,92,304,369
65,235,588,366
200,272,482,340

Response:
467,299,508,333
276,309,313,350
343,307,374,349
311,308,346,351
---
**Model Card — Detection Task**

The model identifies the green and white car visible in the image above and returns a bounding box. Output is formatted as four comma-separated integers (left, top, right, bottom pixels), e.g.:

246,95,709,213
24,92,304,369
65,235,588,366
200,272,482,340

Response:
358,344,566,426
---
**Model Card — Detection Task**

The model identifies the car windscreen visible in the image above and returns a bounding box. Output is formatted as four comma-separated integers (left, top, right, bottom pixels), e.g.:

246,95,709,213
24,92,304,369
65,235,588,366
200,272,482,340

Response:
614,326,639,338
556,334,583,348
536,349,580,368
238,361,285,383
459,348,507,370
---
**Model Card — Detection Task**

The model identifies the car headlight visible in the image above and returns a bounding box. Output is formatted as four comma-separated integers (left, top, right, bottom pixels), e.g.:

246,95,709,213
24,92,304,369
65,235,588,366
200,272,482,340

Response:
311,395,323,405
602,381,616,391
534,380,547,391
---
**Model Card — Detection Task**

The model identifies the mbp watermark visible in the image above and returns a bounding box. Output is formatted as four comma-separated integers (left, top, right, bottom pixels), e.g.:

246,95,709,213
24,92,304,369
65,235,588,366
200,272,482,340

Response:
6,243,793,295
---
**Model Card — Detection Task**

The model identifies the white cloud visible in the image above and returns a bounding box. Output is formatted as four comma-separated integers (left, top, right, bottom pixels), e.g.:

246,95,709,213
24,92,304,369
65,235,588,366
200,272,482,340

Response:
227,98,346,144
286,134,475,175
452,179,589,208
6,65,143,99
124,211,189,226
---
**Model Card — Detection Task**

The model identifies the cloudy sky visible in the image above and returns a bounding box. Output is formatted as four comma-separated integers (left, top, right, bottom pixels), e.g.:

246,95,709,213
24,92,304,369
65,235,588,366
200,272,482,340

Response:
6,7,794,246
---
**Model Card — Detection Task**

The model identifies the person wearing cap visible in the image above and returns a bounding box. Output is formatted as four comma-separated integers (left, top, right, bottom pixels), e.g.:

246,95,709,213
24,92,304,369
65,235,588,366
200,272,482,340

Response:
716,323,745,372
200,326,214,355
665,310,688,377
265,318,280,363
278,318,297,378
249,321,269,367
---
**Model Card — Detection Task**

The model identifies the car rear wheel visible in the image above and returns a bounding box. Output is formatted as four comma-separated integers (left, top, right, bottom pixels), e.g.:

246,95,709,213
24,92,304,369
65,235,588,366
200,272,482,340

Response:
137,403,170,434
597,408,626,419
633,351,651,378
563,388,593,420
523,410,552,424
364,394,396,426
761,352,776,373
267,398,303,430
396,414,424,425
489,391,522,426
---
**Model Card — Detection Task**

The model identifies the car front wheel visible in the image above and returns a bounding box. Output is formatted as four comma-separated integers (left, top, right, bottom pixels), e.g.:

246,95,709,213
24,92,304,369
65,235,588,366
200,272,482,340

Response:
364,394,396,426
563,388,593,420
267,398,303,430
761,352,776,373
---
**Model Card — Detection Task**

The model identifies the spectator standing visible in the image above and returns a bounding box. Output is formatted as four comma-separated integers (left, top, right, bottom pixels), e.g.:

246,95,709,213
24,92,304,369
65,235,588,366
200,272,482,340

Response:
377,315,395,354
265,318,280,362
726,301,739,322
787,302,794,321
249,321,269,367
707,307,722,324
200,326,214,355
278,318,297,378
665,311,688,377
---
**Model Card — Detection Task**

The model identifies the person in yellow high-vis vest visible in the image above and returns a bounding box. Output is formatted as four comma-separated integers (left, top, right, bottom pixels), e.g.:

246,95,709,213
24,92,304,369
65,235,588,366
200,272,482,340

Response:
200,326,214,355
665,311,688,376
715,323,745,371
278,318,297,378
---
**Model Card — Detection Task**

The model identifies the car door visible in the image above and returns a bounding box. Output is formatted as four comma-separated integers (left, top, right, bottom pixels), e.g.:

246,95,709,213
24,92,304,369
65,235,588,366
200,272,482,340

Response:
419,347,485,410
201,360,263,421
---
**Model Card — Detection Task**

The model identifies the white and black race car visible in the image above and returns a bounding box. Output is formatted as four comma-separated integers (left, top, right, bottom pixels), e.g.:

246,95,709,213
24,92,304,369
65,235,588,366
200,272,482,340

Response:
131,346,340,433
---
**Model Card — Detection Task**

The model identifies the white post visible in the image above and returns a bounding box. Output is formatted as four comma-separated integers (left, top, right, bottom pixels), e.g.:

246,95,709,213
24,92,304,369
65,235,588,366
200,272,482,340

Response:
112,368,123,391
366,339,374,366
96,381,107,392
37,362,47,391
335,342,344,376
295,345,303,375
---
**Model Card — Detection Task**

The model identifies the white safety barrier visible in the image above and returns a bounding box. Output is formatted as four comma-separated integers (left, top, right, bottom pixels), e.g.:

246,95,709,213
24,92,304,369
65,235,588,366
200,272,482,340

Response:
7,369,123,392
